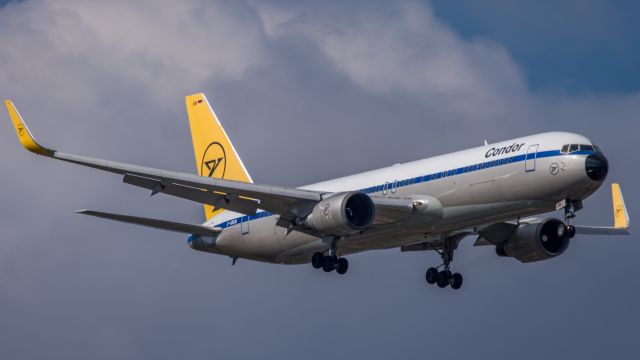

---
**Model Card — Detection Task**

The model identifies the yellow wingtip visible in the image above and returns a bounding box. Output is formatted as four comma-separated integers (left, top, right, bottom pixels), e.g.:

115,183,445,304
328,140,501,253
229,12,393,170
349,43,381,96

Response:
5,100,54,156
612,183,629,229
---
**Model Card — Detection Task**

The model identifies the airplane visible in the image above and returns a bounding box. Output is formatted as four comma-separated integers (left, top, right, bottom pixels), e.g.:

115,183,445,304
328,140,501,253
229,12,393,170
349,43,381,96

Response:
5,94,630,290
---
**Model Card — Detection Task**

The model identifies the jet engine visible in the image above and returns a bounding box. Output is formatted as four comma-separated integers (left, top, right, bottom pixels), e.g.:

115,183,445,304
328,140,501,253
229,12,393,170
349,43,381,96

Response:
496,218,571,263
304,192,375,236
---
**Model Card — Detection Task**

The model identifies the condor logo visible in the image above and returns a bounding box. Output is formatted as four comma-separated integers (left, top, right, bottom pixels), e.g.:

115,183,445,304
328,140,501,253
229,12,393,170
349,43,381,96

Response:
485,143,525,158
200,142,226,179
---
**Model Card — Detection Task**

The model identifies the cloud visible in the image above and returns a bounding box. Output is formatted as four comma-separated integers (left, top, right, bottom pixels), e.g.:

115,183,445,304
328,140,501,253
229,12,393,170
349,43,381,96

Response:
0,0,266,101
258,2,527,118
0,1,638,359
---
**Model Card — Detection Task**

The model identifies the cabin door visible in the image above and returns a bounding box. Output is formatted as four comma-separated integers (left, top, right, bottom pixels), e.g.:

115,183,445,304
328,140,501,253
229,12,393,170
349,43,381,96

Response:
525,144,539,172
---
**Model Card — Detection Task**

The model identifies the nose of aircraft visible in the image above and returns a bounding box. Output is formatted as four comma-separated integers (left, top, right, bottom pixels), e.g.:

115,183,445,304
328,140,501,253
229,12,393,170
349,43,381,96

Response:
585,153,608,181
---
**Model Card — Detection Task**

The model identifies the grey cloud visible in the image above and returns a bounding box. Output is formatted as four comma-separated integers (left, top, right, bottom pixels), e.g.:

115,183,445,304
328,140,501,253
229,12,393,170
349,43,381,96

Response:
0,1,638,359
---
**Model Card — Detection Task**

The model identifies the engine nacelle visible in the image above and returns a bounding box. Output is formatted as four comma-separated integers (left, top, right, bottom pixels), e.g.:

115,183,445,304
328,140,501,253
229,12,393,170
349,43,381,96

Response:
496,218,570,263
304,192,375,236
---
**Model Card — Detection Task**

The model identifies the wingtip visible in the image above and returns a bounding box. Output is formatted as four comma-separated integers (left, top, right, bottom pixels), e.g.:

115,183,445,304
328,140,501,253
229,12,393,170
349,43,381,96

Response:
5,100,55,157
611,183,630,230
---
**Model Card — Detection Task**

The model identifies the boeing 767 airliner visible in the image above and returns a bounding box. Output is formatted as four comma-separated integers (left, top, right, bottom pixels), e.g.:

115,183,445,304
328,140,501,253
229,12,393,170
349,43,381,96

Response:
5,94,630,289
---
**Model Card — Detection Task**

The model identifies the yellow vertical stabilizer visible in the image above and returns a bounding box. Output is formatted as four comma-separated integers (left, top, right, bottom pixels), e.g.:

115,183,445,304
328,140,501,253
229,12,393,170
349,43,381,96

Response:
185,93,253,221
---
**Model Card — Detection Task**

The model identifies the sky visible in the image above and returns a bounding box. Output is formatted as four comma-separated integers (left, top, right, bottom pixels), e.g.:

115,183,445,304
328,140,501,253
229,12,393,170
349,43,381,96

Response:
0,1,638,359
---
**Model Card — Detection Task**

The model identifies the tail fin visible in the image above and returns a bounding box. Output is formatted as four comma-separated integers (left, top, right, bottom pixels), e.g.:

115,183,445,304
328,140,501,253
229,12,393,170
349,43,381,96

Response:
185,93,253,221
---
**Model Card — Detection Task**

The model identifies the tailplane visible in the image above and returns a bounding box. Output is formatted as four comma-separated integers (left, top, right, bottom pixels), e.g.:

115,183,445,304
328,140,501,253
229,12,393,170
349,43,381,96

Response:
185,93,253,221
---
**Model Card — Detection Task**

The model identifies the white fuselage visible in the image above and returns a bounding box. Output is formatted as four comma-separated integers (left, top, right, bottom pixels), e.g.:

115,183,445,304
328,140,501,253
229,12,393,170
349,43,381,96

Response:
193,132,604,264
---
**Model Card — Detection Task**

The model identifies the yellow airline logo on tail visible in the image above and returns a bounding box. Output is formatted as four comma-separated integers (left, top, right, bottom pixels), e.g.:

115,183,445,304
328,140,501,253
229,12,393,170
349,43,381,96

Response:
201,142,226,179
185,93,253,221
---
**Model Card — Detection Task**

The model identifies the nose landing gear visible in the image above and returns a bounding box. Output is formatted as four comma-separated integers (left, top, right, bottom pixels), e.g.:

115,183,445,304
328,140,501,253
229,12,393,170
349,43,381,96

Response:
562,199,581,239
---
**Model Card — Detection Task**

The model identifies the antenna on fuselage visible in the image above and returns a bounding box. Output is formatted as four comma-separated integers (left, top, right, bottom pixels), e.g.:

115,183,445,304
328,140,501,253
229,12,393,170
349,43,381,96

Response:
484,140,488,146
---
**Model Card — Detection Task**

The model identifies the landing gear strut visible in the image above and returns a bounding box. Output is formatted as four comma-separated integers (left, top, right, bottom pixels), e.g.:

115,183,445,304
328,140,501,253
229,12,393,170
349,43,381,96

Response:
310,238,349,275
425,237,463,290
562,199,582,239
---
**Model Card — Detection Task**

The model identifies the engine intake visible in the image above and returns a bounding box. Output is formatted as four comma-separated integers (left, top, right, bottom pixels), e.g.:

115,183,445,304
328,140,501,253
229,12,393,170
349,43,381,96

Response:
304,192,375,236
497,218,570,263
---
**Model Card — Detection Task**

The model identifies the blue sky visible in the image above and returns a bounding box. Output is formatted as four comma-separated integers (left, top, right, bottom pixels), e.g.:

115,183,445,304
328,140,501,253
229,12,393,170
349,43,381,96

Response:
433,0,640,93
0,1,638,359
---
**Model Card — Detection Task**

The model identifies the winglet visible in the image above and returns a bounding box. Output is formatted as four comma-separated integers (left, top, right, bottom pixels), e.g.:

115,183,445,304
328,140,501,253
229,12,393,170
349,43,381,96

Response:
612,183,629,229
5,100,55,156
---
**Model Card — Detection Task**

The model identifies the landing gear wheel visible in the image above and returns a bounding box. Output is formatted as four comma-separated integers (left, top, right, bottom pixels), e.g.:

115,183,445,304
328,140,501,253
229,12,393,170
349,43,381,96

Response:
322,256,336,272
451,273,463,290
436,270,451,288
311,252,324,269
425,267,438,284
336,258,349,275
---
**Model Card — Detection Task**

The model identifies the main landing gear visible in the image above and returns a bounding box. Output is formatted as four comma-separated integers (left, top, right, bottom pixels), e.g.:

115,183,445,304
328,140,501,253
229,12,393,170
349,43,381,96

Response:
425,237,463,290
311,238,349,275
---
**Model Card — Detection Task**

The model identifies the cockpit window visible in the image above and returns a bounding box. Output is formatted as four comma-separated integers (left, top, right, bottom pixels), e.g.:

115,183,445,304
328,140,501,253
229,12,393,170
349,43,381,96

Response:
561,143,600,154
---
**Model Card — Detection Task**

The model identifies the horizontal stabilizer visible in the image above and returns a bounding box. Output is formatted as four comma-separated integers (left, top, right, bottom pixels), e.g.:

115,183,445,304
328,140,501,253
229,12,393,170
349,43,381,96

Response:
77,210,222,236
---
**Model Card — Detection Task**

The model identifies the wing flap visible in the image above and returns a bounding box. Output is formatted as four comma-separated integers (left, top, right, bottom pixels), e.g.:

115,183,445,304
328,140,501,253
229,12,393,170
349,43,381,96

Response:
77,210,222,236
122,174,259,215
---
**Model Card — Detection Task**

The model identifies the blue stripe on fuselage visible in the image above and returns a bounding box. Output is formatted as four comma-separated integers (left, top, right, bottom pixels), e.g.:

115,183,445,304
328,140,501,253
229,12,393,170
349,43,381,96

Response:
207,150,595,230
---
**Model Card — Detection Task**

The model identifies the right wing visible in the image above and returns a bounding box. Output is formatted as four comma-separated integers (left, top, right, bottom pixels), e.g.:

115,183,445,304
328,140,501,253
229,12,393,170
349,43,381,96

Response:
6,99,322,218
5,100,418,228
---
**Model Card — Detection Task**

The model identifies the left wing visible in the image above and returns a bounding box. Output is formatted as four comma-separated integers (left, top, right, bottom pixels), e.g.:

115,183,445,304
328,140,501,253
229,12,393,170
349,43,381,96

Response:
574,183,630,235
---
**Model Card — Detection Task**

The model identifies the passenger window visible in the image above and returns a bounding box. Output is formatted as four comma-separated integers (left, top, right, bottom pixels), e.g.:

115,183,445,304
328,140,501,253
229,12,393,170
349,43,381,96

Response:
569,144,579,152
